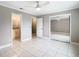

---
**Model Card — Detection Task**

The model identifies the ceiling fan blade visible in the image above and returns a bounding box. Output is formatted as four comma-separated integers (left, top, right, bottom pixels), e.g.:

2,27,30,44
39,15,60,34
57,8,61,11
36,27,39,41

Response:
24,5,36,8
35,1,40,8
23,1,49,8
24,2,37,8
39,1,50,7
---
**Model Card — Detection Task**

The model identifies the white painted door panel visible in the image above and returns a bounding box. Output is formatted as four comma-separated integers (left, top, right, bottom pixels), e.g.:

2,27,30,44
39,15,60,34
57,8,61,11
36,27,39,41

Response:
37,18,43,37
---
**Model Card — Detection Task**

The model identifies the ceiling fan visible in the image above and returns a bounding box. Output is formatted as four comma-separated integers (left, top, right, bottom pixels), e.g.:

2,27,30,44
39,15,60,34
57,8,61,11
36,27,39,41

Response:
35,1,41,11
21,1,49,11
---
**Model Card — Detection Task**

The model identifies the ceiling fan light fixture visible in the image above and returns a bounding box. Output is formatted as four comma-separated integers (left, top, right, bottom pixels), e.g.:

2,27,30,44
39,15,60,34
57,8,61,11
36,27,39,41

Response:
36,7,40,11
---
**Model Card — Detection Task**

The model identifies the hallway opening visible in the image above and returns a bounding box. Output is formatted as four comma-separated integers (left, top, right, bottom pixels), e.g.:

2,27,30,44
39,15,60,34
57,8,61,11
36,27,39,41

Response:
12,13,21,41
32,17,37,38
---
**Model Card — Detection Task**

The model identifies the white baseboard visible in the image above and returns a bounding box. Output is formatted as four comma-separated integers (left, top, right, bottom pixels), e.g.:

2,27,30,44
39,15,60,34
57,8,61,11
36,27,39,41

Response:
70,42,79,45
0,43,12,50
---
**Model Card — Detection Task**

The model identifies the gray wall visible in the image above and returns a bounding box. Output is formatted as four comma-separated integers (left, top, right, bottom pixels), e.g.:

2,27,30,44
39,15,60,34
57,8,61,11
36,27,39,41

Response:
51,18,70,33
0,5,32,46
42,8,79,43
71,9,79,43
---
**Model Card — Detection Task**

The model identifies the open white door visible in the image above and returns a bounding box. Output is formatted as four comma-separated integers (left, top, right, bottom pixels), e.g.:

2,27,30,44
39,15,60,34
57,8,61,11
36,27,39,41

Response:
37,18,43,38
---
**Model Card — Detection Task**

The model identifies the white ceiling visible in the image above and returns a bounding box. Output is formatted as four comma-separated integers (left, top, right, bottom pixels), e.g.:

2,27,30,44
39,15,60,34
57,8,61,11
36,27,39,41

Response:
0,1,79,16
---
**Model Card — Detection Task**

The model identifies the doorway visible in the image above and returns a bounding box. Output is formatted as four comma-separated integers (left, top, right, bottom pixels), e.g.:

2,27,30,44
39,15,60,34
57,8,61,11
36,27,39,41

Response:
12,13,21,41
50,14,71,43
32,17,37,38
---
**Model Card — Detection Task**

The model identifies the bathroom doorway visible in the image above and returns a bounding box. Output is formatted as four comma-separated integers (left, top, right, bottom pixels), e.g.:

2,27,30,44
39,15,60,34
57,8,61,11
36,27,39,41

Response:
12,13,21,41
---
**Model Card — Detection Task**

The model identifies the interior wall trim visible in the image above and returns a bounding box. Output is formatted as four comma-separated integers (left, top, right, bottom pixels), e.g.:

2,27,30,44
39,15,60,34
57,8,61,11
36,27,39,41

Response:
0,43,12,50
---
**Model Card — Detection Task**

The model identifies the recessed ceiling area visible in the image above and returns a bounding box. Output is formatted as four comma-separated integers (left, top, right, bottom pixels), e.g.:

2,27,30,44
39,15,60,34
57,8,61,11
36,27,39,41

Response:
0,1,79,16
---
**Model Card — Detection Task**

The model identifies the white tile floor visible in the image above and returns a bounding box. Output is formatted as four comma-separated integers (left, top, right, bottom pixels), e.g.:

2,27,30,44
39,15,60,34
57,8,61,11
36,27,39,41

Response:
51,32,70,42
0,37,79,57
51,34,70,42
